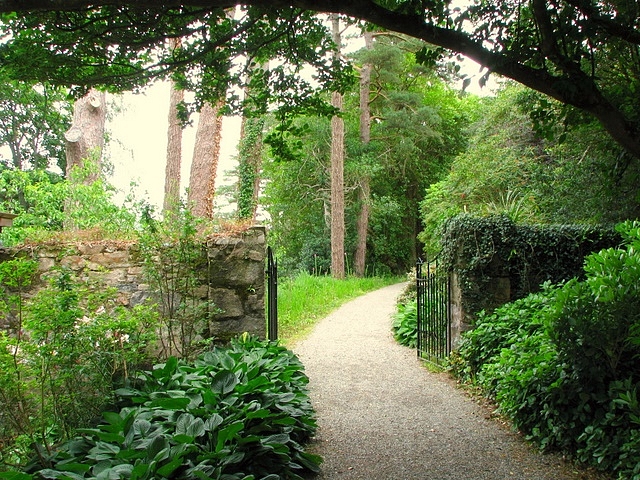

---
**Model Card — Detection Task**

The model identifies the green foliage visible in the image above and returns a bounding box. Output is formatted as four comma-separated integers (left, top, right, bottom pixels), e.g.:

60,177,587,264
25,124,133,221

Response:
0,260,157,470
18,336,321,480
137,203,215,361
0,159,137,246
392,299,417,348
236,117,265,220
420,84,640,257
64,158,137,236
452,221,640,478
440,214,621,318
0,79,70,172
264,35,471,275
0,167,66,245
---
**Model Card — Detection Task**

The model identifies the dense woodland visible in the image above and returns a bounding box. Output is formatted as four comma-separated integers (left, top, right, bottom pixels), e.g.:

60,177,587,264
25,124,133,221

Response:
1,2,640,478
1,19,638,276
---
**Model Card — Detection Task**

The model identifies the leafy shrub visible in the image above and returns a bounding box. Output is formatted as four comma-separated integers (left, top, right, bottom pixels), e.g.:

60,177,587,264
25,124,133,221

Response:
137,203,215,361
392,299,417,348
452,221,640,478
451,284,556,385
18,336,321,480
0,261,157,469
0,160,138,247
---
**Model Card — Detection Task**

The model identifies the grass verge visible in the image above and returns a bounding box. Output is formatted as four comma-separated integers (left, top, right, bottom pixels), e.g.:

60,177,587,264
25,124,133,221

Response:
277,272,404,345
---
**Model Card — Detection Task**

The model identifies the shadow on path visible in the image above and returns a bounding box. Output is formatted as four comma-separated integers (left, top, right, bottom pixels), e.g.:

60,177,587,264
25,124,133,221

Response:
293,283,604,480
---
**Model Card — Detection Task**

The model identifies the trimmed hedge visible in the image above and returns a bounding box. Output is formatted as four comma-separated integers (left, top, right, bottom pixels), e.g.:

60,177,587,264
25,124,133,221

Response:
440,214,622,319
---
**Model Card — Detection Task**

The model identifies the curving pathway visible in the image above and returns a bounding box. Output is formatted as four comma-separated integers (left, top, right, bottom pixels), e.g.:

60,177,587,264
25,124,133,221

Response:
292,283,607,480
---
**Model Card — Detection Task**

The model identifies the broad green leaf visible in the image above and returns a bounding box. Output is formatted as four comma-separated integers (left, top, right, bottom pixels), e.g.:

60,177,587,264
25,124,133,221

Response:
215,421,244,452
204,413,223,431
55,463,91,474
0,473,33,480
92,460,112,476
87,442,120,461
133,419,153,436
102,411,124,426
149,397,191,409
261,433,290,445
211,370,238,395
219,451,245,466
156,456,184,478
146,435,169,461
218,351,236,370
176,413,196,435
95,431,126,443
245,408,270,420
37,470,85,480
186,417,206,438
130,463,150,480
202,389,217,406
172,434,195,444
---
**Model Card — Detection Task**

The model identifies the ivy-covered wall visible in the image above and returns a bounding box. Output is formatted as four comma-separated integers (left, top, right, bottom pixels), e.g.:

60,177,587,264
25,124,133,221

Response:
441,215,622,344
0,226,267,341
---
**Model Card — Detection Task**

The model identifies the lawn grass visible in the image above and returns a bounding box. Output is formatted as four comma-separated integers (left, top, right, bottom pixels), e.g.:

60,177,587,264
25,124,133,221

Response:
276,272,404,345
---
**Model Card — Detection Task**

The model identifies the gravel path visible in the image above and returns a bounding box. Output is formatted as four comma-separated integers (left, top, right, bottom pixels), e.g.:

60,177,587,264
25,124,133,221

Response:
292,283,604,480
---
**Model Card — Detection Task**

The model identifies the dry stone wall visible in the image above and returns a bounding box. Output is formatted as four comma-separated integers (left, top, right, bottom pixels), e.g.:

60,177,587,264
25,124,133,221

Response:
0,226,267,341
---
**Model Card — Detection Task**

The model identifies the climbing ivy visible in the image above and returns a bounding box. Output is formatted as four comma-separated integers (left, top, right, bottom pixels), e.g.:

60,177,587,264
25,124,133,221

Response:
440,214,621,320
237,117,265,220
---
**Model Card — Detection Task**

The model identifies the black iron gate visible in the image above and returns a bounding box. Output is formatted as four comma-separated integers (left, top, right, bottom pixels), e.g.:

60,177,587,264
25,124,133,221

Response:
416,256,451,365
266,246,278,341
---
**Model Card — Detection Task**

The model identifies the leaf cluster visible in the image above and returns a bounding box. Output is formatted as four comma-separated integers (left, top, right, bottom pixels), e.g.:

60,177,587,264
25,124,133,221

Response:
451,221,640,478
440,214,622,318
0,5,352,127
0,262,158,469
392,299,418,348
18,336,321,480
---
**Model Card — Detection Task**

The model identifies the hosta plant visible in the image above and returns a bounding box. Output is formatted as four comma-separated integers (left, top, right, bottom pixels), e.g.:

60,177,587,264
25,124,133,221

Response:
10,335,321,480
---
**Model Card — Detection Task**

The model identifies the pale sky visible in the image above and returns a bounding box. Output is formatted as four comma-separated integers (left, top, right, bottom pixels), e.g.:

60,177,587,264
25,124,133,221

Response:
106,83,241,212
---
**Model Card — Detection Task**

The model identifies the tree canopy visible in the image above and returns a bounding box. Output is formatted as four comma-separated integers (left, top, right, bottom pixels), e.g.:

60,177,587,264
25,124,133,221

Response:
0,1,639,160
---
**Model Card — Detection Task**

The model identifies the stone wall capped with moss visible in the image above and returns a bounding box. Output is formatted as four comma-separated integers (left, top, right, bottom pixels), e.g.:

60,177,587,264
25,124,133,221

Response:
1,226,267,341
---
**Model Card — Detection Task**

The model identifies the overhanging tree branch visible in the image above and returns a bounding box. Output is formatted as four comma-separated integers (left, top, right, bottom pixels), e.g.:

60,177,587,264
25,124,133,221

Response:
1,0,640,158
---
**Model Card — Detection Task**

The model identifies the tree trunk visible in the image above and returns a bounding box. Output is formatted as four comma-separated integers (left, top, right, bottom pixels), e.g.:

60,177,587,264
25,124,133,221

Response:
330,14,345,279
64,87,106,183
354,29,373,277
237,115,265,221
163,38,184,216
187,100,223,219
237,61,267,221
63,87,106,230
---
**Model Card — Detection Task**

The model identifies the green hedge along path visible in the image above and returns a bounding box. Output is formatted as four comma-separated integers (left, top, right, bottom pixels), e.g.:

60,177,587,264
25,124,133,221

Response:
293,283,608,480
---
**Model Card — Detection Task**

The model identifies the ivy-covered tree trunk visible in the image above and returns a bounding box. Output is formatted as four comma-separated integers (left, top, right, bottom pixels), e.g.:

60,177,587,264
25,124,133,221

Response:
237,116,265,221
64,87,105,183
187,100,223,219
237,60,267,221
163,38,184,216
354,30,373,278
330,13,345,279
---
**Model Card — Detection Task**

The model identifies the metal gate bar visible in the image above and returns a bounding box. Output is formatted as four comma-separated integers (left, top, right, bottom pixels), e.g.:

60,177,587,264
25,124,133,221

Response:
267,246,278,341
416,256,451,365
